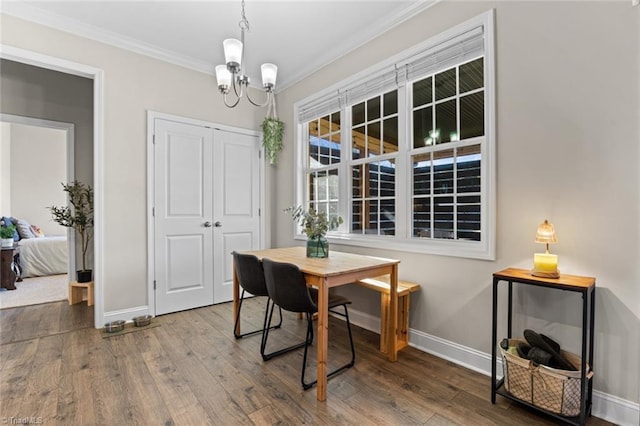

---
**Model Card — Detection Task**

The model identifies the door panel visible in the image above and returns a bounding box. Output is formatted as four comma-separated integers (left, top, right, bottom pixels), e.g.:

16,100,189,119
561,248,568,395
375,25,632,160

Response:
154,119,213,315
213,129,261,303
222,232,254,282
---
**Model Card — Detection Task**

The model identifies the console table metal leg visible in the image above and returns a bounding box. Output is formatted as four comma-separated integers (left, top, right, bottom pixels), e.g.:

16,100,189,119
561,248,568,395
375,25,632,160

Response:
588,287,595,413
507,281,513,338
491,277,498,403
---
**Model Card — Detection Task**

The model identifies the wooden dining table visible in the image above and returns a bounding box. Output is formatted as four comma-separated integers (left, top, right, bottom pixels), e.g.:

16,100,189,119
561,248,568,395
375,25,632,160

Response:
233,246,401,401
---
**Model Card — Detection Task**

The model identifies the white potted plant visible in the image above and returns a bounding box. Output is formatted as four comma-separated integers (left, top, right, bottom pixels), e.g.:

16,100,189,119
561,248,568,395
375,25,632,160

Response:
49,181,94,282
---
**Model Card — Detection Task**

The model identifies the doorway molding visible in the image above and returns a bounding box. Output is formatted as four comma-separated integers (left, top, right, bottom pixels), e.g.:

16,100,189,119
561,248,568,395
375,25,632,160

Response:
0,113,76,277
1,44,104,328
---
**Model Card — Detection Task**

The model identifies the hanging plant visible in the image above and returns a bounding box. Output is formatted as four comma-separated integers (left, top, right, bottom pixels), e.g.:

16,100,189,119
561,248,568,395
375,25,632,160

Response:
262,92,284,165
262,116,284,165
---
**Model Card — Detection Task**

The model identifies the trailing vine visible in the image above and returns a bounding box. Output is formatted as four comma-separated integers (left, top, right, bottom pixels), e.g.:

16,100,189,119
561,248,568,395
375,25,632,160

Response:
262,93,284,165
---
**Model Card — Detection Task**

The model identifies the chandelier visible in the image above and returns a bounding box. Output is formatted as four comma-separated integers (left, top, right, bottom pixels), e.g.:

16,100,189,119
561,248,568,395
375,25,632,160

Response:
215,0,277,108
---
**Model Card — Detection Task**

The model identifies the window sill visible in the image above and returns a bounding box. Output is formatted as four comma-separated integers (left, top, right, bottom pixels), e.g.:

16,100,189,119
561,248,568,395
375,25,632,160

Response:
294,234,495,260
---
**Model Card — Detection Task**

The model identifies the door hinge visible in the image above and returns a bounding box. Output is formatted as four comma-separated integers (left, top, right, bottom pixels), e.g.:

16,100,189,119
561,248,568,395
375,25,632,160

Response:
153,134,155,144
153,280,156,290
258,208,261,216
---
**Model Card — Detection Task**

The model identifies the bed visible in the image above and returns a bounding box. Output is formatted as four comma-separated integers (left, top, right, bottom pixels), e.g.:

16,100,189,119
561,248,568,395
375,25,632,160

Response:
18,236,69,278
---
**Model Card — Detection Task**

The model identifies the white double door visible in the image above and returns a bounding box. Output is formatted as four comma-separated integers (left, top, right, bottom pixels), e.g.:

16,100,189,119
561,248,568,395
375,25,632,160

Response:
153,118,262,315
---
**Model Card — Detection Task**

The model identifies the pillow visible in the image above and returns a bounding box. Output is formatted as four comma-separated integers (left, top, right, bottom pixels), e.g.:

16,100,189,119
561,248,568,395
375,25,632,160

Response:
30,224,45,238
15,219,36,239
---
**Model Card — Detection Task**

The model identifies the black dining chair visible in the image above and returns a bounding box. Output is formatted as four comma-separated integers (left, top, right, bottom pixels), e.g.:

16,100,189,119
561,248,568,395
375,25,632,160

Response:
262,258,356,390
232,251,282,339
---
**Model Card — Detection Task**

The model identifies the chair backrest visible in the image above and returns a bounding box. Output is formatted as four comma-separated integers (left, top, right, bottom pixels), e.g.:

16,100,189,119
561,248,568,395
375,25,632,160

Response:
262,258,317,314
232,251,269,297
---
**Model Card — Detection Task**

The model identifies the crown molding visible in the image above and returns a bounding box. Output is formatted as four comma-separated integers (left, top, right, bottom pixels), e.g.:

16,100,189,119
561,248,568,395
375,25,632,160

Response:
1,2,212,74
1,1,440,91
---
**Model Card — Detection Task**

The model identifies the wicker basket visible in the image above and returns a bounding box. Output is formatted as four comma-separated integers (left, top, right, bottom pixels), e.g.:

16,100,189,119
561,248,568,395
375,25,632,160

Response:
500,338,594,417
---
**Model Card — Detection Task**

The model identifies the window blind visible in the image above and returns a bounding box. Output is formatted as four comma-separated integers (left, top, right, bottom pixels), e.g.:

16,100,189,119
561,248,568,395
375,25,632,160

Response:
298,94,341,123
298,23,485,121
404,26,484,82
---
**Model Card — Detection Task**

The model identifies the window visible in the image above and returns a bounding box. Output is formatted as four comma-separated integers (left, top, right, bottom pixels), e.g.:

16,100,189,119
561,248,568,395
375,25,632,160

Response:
294,11,495,259
351,90,398,236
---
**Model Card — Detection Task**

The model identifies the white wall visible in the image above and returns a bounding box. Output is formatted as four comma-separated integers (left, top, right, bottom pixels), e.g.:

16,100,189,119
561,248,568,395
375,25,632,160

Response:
274,0,639,408
8,122,67,235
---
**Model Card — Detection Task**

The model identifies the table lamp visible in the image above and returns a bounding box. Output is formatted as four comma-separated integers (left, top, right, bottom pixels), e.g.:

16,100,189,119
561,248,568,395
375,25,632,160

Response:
531,219,559,278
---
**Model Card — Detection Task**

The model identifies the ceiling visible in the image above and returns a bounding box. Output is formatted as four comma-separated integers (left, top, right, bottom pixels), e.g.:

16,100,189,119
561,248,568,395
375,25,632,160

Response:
2,1,437,91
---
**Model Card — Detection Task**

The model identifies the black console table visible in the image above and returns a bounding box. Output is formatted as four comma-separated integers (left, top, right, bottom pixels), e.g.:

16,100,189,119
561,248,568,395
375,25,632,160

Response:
490,268,595,425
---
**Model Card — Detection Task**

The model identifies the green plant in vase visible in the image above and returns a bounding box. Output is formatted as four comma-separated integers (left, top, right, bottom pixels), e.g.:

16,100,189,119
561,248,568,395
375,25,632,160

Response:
286,205,343,258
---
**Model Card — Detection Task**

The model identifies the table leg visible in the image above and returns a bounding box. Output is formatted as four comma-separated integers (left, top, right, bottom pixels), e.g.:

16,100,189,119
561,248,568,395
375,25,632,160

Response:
316,278,329,401
387,264,399,362
232,260,241,336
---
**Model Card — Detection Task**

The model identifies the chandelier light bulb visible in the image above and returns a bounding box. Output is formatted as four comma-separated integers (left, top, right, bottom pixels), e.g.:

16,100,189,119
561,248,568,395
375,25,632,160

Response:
223,38,243,70
261,63,278,89
215,65,232,90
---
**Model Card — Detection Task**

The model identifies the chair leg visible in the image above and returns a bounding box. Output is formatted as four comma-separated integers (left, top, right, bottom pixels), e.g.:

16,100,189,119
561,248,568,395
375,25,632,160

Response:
301,304,356,390
234,290,283,339
261,302,306,361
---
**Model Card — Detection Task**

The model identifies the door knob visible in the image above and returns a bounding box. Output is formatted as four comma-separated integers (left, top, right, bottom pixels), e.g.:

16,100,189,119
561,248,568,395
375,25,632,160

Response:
203,221,212,228
214,221,222,227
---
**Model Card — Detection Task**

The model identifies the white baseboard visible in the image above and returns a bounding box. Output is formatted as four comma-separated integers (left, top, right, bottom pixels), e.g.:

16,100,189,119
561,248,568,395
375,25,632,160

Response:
102,305,151,327
347,307,639,426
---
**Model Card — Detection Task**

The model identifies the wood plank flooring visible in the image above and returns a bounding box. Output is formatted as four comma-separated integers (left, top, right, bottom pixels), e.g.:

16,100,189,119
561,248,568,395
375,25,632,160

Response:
0,299,612,425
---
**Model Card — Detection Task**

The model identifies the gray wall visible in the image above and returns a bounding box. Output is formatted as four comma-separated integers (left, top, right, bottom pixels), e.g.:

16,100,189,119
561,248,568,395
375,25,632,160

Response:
0,59,93,185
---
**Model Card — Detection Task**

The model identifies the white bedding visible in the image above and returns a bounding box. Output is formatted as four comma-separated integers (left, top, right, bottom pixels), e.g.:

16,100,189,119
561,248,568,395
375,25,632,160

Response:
18,236,68,278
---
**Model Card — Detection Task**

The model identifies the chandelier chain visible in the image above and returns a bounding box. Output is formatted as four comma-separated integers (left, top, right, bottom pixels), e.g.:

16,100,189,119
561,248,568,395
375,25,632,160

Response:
239,0,250,31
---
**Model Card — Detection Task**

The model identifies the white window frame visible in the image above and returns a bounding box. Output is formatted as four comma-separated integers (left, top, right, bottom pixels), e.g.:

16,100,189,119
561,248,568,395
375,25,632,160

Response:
293,10,496,260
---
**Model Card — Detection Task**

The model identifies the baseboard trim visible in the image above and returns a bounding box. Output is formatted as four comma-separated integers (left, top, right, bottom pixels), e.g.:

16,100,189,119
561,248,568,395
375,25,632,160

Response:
346,307,639,426
102,305,150,327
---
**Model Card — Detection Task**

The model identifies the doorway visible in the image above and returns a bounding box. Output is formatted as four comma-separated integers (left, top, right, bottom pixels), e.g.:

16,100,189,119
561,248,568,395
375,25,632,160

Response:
149,113,264,315
0,45,104,327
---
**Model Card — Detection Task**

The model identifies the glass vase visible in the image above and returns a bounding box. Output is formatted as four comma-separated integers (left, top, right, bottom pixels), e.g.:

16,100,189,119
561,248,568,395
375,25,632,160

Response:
306,236,329,258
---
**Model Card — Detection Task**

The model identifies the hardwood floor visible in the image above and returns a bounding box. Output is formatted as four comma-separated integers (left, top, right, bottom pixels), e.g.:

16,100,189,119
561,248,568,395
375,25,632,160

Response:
0,299,612,425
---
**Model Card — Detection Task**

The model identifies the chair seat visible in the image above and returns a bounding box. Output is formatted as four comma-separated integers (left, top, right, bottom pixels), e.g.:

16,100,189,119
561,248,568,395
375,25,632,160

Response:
309,288,352,311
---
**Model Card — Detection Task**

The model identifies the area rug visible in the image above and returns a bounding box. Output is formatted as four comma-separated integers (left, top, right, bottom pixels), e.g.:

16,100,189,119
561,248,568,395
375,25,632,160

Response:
0,274,68,309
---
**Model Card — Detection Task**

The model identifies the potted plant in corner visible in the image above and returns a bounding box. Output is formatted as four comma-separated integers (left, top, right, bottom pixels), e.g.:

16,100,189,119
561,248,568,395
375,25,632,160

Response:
286,205,343,258
49,181,94,282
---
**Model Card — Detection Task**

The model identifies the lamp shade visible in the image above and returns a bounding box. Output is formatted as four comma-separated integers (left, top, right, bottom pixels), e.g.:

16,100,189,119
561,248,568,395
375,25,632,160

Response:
215,65,232,88
261,63,278,88
535,219,558,244
223,38,243,67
